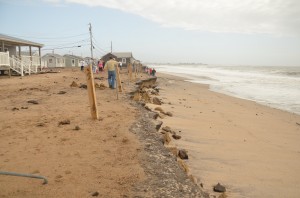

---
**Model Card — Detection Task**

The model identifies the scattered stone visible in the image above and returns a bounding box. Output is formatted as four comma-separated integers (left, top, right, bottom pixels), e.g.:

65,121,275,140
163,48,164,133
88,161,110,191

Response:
148,111,159,119
162,126,172,132
58,91,66,94
165,112,173,117
163,132,172,145
172,134,181,140
91,191,99,196
213,183,226,193
178,149,189,160
154,120,163,131
80,84,87,89
36,123,45,127
27,100,39,104
58,119,70,125
177,158,189,173
70,81,78,87
12,107,19,111
152,97,162,105
218,192,228,198
74,126,80,130
154,106,165,113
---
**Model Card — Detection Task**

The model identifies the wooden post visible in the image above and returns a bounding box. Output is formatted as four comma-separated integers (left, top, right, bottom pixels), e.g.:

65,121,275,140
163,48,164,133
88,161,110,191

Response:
84,64,99,119
115,64,123,93
128,63,132,82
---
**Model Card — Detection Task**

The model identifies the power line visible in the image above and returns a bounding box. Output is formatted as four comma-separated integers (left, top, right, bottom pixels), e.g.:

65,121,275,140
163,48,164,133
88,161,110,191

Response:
8,33,89,40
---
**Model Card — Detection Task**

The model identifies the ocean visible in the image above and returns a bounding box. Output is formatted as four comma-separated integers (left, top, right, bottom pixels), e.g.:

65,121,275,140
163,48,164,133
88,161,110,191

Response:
150,64,300,115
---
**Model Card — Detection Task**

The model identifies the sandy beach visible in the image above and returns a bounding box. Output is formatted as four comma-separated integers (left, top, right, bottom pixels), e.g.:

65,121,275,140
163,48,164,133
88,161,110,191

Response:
1,67,300,197
150,72,300,197
0,68,206,198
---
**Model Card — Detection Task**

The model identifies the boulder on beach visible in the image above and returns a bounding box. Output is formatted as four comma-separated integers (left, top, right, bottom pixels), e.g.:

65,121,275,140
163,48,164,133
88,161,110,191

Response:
213,183,226,192
178,149,189,160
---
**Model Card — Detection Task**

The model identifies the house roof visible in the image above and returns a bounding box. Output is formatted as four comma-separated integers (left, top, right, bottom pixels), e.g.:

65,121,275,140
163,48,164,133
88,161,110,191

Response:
42,53,64,59
63,54,83,60
112,52,132,58
0,33,44,47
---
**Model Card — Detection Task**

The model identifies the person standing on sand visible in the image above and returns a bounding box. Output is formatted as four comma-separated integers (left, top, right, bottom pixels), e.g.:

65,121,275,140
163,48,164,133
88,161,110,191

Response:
104,57,118,89
80,60,84,71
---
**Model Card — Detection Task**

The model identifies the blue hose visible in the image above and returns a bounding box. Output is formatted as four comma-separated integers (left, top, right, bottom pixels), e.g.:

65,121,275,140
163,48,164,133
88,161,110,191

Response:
0,171,48,184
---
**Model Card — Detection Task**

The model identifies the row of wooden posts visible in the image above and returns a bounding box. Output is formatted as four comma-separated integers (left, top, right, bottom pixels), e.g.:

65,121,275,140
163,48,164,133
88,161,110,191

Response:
85,63,143,119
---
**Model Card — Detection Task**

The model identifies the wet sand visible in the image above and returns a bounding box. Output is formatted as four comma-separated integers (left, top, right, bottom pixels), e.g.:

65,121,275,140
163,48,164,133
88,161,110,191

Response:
153,72,300,197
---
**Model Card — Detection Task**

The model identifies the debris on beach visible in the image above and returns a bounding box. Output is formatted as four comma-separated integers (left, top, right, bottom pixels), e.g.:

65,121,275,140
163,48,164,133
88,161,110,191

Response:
91,191,99,196
74,126,80,130
152,97,161,105
58,119,70,126
27,100,39,104
70,81,78,87
213,183,226,193
58,91,66,94
79,84,87,89
172,134,181,140
178,149,189,160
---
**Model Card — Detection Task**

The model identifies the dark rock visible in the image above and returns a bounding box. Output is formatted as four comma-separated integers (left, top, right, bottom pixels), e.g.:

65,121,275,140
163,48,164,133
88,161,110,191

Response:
91,191,99,196
149,111,159,119
172,134,181,140
178,149,188,160
213,183,226,192
74,126,80,130
58,119,70,125
27,100,39,104
80,84,87,89
154,120,163,131
58,91,66,94
37,123,45,127
152,97,161,105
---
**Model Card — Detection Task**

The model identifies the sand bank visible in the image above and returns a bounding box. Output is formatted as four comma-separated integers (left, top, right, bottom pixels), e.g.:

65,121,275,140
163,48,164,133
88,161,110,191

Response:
151,72,300,197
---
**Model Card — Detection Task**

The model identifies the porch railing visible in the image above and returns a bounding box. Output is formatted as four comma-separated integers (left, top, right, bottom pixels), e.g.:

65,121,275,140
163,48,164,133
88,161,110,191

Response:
0,51,10,66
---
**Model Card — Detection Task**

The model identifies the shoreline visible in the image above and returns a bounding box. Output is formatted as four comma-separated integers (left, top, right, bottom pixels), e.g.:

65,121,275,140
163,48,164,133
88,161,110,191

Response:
148,72,300,197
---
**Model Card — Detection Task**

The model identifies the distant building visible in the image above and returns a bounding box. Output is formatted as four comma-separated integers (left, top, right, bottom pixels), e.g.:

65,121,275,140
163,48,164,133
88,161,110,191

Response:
42,53,65,68
101,52,136,67
63,54,83,67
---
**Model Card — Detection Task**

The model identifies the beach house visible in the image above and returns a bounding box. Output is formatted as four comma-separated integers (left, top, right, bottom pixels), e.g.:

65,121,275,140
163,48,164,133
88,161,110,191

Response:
63,54,83,67
0,33,43,76
101,52,136,67
42,53,65,68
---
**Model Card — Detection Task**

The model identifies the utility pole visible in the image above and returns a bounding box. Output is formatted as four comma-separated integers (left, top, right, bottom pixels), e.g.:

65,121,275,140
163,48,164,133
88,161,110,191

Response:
89,23,94,60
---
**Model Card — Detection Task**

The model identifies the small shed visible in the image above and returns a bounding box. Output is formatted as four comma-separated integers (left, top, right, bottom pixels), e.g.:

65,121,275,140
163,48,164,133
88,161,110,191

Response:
63,54,83,67
42,53,65,68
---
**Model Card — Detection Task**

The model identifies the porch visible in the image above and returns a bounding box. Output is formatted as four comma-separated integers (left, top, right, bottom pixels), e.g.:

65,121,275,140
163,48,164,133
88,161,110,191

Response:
0,34,44,76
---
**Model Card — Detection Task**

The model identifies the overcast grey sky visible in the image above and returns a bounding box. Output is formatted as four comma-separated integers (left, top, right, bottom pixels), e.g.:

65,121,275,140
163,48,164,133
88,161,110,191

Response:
1,0,300,66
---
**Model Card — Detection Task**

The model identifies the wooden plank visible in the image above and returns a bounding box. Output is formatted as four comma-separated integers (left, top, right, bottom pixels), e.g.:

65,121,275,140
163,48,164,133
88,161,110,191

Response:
84,64,99,119
115,64,123,93
128,63,132,82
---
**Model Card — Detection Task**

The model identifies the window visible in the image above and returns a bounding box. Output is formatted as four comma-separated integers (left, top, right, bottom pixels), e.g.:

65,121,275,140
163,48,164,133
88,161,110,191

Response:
122,58,126,63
